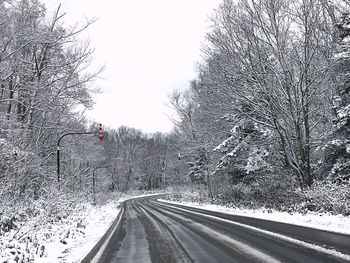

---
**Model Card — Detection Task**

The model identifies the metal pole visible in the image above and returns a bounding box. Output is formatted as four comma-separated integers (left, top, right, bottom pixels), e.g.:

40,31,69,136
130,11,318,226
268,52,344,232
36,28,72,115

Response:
57,145,60,183
57,131,99,183
93,168,96,204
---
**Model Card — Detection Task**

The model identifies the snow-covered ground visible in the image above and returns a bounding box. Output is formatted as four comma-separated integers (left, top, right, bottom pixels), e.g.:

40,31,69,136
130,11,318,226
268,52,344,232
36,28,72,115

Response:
0,199,120,263
0,191,164,263
158,199,350,235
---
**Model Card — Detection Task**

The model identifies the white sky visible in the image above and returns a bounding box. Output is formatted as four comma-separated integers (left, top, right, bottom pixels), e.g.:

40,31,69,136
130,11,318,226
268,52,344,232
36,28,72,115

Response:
43,0,222,133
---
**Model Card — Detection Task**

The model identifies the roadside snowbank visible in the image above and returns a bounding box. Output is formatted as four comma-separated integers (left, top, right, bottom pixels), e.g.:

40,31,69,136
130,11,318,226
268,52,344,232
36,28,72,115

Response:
41,201,121,263
0,200,121,263
158,199,350,235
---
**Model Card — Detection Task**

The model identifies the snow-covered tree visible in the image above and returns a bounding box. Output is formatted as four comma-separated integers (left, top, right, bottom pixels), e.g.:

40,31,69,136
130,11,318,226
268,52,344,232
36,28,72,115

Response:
323,11,350,181
213,119,273,182
0,0,100,200
187,148,208,184
197,0,339,188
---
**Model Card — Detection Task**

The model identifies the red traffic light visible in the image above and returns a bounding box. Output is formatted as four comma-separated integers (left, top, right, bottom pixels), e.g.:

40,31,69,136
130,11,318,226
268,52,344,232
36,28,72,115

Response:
98,124,104,142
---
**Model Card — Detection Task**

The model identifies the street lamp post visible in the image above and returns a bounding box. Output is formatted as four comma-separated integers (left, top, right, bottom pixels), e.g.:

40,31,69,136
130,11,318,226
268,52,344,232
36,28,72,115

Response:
57,124,104,183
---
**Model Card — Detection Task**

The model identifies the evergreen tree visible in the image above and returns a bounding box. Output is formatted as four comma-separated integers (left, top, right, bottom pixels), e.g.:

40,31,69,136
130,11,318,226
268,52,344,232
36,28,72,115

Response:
324,12,350,181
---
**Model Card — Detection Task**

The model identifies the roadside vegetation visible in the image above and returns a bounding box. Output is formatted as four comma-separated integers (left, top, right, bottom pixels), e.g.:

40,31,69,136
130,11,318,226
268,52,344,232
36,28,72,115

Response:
166,0,350,216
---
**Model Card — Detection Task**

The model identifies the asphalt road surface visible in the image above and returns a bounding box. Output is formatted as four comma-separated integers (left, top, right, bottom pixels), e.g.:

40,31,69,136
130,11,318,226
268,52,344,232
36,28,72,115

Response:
83,195,350,263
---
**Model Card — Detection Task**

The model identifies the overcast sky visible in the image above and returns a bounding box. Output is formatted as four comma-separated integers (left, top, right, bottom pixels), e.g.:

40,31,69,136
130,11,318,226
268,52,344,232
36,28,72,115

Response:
43,0,222,133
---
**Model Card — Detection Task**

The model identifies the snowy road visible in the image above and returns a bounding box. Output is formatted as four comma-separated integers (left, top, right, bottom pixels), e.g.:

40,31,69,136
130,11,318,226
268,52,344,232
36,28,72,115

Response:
83,196,350,263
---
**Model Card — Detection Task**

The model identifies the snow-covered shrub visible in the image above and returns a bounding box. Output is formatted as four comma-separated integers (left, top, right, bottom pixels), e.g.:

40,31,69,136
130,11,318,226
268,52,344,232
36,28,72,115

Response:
163,184,211,203
0,215,17,233
301,181,350,215
0,185,103,262
213,182,252,207
249,174,302,210
168,168,308,212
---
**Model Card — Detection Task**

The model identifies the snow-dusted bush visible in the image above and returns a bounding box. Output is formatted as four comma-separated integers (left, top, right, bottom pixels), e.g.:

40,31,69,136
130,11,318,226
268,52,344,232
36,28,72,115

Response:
213,182,252,206
219,173,301,210
0,186,97,262
247,174,302,210
301,181,350,215
167,171,303,211
165,175,349,216
163,184,211,204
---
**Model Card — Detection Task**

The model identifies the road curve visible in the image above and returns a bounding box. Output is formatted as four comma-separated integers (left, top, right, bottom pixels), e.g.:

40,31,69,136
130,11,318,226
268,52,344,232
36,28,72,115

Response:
83,195,350,263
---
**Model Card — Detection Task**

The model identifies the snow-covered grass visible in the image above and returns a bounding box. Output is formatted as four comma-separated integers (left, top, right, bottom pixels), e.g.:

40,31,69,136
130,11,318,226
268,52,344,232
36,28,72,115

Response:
0,190,165,263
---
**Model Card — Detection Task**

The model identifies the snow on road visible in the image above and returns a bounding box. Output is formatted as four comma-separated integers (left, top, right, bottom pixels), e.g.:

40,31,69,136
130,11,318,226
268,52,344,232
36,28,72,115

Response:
158,199,350,235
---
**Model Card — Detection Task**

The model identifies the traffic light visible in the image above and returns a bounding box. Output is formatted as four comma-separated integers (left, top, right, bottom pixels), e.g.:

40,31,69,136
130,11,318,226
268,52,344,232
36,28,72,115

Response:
98,124,104,142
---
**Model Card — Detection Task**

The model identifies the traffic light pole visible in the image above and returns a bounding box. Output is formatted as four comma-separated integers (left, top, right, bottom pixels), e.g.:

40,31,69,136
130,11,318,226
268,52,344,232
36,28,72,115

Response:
57,131,99,183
